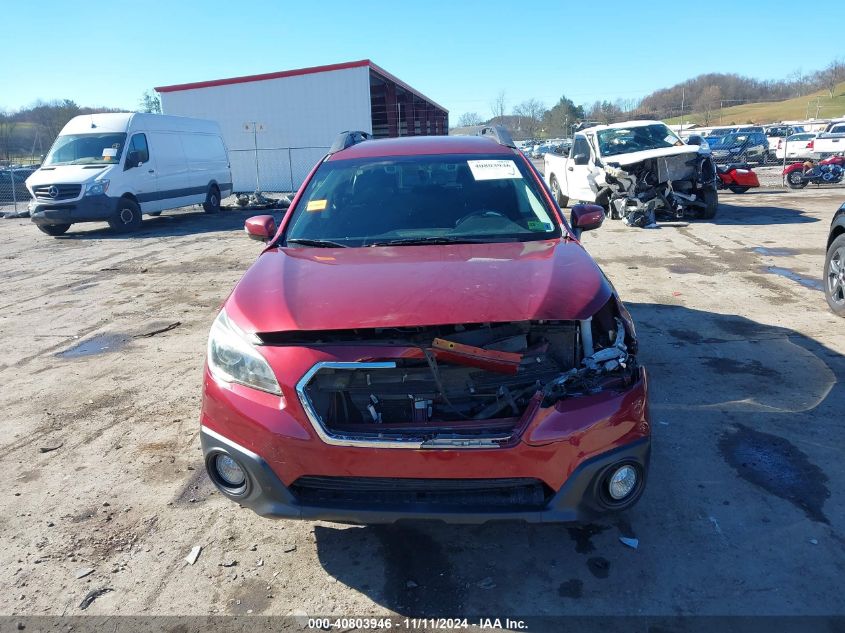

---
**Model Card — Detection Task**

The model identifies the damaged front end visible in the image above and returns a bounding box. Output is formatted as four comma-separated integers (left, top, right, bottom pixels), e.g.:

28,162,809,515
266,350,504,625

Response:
268,299,640,449
599,153,717,227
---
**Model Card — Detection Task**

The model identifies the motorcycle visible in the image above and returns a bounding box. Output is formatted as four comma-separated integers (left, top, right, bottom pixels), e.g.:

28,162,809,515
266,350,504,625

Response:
783,155,845,189
716,163,761,194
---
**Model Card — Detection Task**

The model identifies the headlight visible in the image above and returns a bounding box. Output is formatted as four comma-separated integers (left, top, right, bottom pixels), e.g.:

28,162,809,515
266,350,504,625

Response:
207,310,281,395
85,180,110,196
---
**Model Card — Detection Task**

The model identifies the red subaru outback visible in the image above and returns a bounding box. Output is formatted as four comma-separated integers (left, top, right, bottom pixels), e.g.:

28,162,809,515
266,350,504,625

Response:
200,128,650,523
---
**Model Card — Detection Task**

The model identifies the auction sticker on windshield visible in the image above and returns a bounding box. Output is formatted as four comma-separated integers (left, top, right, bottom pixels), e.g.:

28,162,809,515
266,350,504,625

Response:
467,159,522,181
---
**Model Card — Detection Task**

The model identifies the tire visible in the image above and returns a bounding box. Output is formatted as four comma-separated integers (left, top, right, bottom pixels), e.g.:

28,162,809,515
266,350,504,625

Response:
729,186,750,194
108,198,143,233
699,187,718,219
36,223,71,236
203,185,221,213
550,176,568,208
148,211,162,217
825,234,845,317
786,171,807,189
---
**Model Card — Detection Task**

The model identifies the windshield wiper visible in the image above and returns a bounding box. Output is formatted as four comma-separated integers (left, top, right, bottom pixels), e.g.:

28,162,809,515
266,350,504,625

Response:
285,238,349,248
368,236,501,247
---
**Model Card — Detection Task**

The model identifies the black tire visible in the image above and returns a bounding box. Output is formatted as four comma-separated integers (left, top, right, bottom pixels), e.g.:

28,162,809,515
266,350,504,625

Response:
824,234,845,317
550,176,568,208
203,185,221,213
786,170,807,189
729,186,750,194
36,223,71,236
699,187,718,219
108,198,143,233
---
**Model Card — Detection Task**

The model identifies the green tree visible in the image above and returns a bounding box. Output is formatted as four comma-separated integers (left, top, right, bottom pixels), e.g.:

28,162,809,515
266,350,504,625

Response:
140,90,162,114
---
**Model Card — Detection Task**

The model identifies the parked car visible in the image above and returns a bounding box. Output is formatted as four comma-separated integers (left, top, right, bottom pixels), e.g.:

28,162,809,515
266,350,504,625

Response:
774,132,818,162
26,112,232,236
544,120,718,224
703,127,736,145
813,119,845,157
200,127,651,524
685,134,710,152
709,132,768,165
765,124,805,162
824,201,845,317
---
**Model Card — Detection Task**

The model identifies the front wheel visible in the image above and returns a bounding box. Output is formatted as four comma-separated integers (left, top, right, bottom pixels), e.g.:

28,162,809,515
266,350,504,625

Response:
699,187,718,219
824,234,845,317
729,186,750,194
203,186,221,213
37,223,71,236
108,198,143,233
786,171,807,189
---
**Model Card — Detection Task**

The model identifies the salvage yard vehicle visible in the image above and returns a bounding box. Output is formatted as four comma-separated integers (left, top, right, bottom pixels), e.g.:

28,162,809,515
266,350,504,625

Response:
813,119,845,157
825,201,845,317
765,124,805,162
783,155,845,189
544,120,718,226
710,131,768,165
716,163,760,193
774,132,818,162
26,113,232,236
200,127,651,524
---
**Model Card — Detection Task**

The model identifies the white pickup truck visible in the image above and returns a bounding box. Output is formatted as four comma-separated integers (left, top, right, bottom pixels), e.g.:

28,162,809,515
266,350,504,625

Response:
544,120,718,226
813,119,845,157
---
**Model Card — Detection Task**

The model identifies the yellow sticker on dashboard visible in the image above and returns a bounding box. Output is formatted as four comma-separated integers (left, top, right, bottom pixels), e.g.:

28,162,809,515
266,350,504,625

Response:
306,199,328,212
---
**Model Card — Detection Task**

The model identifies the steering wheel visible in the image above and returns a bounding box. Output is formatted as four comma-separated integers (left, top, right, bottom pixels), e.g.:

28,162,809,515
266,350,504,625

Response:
454,209,507,226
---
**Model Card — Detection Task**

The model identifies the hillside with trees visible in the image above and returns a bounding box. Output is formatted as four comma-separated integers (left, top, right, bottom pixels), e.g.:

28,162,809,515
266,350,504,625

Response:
453,58,845,139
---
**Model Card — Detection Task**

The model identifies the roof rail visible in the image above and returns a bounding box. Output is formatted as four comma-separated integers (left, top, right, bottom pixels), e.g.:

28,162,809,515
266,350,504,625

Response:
329,130,371,153
477,125,516,148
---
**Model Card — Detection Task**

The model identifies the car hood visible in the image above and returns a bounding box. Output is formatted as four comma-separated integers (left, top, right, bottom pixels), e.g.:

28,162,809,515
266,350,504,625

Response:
226,240,613,334
25,164,113,187
602,145,700,166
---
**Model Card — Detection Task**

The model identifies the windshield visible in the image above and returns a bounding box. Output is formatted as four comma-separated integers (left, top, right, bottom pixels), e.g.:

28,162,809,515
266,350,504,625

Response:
712,133,748,148
44,133,127,166
596,124,682,157
707,128,733,137
283,153,562,248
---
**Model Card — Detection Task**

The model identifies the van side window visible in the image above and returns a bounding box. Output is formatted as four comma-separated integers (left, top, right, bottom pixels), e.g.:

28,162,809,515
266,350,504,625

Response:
127,134,149,165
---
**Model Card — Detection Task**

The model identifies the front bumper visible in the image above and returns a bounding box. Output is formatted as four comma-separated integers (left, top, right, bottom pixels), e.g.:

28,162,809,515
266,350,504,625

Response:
200,367,651,524
202,426,650,523
29,194,115,225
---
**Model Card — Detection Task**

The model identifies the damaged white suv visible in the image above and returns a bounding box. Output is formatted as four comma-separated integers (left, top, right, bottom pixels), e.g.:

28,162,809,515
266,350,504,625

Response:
545,120,718,227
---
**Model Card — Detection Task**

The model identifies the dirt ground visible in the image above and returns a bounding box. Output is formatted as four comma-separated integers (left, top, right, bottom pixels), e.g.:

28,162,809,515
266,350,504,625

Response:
2,186,844,622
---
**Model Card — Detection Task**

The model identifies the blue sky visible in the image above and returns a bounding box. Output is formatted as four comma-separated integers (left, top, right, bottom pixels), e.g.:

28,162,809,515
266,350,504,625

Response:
1,0,842,120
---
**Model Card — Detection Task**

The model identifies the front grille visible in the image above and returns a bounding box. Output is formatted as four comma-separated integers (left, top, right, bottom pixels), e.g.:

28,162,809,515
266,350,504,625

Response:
290,476,550,509
33,184,82,201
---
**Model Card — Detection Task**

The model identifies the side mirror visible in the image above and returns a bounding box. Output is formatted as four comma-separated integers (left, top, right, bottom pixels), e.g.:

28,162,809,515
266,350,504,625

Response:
573,153,588,165
244,215,276,242
570,203,605,238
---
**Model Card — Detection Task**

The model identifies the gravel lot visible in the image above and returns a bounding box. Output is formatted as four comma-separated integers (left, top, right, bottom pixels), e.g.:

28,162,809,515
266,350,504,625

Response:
2,186,844,621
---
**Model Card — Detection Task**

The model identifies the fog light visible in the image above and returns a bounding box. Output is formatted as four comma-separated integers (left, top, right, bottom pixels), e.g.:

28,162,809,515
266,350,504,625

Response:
608,465,638,500
214,454,246,487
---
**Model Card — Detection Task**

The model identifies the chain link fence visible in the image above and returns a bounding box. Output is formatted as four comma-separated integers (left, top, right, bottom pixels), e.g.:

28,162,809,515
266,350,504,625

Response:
0,163,35,218
225,146,329,206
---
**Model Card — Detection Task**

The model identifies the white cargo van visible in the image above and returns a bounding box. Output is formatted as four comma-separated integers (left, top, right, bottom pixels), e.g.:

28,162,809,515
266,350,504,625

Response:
26,112,232,235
